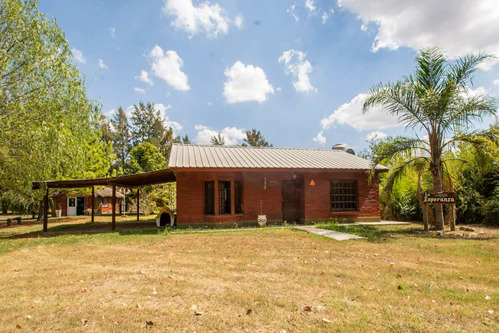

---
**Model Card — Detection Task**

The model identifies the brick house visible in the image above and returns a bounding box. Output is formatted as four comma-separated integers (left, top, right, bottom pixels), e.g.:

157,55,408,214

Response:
169,144,388,227
54,187,125,216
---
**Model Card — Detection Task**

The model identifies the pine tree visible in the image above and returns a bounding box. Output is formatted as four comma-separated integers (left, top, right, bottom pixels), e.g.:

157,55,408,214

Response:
130,101,174,160
110,106,131,171
211,132,225,145
242,129,272,147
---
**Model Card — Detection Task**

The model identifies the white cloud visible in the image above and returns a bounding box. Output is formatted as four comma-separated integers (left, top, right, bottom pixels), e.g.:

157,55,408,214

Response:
98,59,109,70
493,79,499,86
223,61,274,103
279,49,316,93
321,12,329,24
105,108,116,118
109,27,116,38
163,0,242,38
154,103,183,133
321,93,401,131
338,0,499,60
287,4,299,22
313,131,326,144
194,125,246,145
134,87,145,93
234,14,244,28
71,48,86,63
465,86,488,98
366,131,387,141
136,70,154,86
305,0,316,12
149,45,190,91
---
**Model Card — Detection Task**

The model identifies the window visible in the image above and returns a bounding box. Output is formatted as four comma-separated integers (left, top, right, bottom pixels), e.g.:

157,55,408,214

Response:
102,198,108,207
204,181,215,214
218,181,231,214
234,181,243,214
330,180,358,211
68,198,75,207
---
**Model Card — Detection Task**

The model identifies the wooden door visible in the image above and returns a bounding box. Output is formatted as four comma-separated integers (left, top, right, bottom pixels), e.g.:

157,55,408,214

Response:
282,180,300,222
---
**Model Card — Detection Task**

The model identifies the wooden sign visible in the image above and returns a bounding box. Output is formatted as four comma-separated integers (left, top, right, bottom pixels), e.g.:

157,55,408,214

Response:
423,192,457,204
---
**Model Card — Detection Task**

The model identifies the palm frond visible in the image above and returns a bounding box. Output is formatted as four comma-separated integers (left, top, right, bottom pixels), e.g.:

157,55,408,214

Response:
370,136,430,170
381,157,430,199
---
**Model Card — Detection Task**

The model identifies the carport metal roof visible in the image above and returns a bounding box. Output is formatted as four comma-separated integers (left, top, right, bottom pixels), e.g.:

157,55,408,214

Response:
32,169,176,189
32,169,176,232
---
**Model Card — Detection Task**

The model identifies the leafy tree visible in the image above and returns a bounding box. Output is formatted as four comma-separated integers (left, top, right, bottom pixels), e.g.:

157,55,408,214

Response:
98,113,114,144
363,46,497,230
211,132,225,146
242,128,272,147
125,142,167,174
110,106,131,170
181,134,191,144
0,0,111,212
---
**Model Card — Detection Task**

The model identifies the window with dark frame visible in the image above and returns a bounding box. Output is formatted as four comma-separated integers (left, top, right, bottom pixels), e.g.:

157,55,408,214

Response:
234,181,243,214
330,180,358,211
218,181,231,214
204,181,215,214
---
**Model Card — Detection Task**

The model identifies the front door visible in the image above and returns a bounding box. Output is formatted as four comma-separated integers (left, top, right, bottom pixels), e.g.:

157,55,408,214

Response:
282,180,300,223
76,197,85,215
67,197,76,216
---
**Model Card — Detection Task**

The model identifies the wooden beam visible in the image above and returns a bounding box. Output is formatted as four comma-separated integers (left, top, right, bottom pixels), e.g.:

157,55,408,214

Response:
136,188,140,222
43,187,48,232
91,186,95,223
111,185,116,231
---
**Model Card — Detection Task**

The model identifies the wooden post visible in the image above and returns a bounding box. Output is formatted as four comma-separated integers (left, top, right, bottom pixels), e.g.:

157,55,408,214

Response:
91,186,95,223
136,188,140,222
111,185,116,231
43,187,48,232
423,204,429,231
450,204,456,231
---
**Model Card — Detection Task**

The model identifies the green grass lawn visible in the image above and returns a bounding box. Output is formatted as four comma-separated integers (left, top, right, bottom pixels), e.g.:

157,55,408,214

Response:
0,219,498,332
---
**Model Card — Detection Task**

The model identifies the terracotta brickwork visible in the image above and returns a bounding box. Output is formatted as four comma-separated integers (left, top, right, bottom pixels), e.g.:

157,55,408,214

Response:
174,168,380,226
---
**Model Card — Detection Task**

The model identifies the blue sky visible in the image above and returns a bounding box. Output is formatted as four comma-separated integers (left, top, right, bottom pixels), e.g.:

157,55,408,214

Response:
39,0,499,152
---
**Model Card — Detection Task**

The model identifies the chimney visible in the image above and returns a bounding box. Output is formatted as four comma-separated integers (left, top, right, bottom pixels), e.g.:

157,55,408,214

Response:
332,144,347,151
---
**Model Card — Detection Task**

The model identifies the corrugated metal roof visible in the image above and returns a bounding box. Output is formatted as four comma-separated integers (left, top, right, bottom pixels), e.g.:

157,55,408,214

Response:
169,144,388,171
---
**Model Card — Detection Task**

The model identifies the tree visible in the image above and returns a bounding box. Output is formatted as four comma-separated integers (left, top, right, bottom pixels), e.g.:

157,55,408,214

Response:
242,129,272,147
124,142,167,174
110,107,131,171
211,132,225,146
363,46,497,230
130,101,175,159
0,0,112,212
181,134,191,144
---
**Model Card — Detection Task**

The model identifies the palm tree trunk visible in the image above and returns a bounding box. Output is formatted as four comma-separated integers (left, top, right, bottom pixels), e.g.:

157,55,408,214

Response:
431,166,445,231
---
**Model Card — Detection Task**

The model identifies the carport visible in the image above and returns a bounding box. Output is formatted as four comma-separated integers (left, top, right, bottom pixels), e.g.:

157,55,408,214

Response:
32,169,176,232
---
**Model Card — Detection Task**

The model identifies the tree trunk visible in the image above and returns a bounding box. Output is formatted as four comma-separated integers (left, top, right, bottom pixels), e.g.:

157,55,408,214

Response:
430,162,445,231
417,172,429,231
37,200,43,221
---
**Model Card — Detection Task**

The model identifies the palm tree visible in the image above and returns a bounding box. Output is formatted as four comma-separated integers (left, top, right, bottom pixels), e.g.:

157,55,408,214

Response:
363,47,497,230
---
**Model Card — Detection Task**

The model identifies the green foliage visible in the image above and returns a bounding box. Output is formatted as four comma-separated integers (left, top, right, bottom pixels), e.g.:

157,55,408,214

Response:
125,142,167,174
130,101,174,159
242,128,272,147
364,46,497,229
211,132,225,146
0,0,113,212
110,106,131,171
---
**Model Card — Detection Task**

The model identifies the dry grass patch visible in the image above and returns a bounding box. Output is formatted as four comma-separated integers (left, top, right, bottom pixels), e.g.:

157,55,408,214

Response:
0,224,498,332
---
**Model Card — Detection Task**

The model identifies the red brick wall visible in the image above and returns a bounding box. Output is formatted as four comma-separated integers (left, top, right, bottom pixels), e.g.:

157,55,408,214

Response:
175,169,381,225
54,194,120,216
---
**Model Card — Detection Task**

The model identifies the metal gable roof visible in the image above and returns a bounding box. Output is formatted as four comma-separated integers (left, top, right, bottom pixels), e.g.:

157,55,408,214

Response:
168,144,388,171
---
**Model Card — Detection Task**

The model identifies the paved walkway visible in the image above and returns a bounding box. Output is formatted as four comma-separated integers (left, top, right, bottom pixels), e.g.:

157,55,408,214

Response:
295,226,365,241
